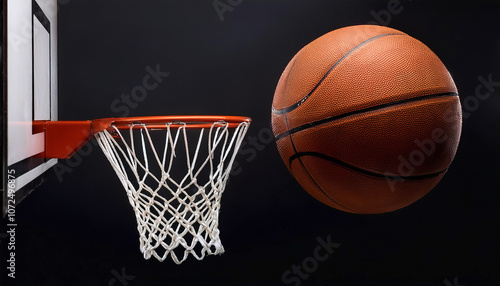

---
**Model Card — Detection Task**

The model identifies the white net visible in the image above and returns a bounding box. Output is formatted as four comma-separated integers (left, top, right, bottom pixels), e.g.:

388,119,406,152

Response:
95,120,250,264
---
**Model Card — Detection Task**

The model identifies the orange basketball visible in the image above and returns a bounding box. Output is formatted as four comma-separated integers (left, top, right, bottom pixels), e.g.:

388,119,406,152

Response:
271,25,462,214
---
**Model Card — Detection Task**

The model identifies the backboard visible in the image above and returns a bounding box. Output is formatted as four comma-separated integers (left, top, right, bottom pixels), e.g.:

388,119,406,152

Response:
1,0,58,217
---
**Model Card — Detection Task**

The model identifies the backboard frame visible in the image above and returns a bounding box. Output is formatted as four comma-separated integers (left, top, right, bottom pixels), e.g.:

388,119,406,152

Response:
1,0,58,218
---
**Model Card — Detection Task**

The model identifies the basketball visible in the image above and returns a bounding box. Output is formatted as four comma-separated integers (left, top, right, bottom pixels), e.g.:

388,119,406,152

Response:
271,25,462,214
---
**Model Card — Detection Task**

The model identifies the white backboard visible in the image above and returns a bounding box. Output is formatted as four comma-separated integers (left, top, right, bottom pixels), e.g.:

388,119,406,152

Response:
2,0,58,217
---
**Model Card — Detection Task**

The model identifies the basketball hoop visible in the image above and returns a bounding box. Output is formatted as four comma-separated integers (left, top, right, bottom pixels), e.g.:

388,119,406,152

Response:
41,115,251,263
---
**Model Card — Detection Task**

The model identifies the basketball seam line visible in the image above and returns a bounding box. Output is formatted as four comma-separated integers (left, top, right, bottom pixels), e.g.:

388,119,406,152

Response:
284,114,357,212
289,152,448,180
272,32,404,115
283,54,300,95
275,91,458,141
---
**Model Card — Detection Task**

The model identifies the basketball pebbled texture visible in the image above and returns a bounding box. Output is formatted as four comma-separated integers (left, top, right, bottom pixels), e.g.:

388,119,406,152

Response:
272,25,462,214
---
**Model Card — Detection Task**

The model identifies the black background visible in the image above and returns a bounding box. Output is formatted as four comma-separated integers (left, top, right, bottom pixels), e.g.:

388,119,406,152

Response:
2,0,500,285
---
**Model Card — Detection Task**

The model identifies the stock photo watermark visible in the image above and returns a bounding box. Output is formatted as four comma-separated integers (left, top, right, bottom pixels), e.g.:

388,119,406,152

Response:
108,267,136,286
461,74,499,119
53,64,170,182
9,0,73,53
53,136,95,182
304,0,410,51
443,276,465,286
213,0,410,24
282,234,341,286
367,0,408,27
3,169,17,279
110,64,170,117
213,0,244,22
231,127,274,176
384,73,498,191
384,126,449,191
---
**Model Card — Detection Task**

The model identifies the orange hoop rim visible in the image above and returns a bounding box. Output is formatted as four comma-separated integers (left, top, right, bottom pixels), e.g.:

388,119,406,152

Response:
92,115,252,131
